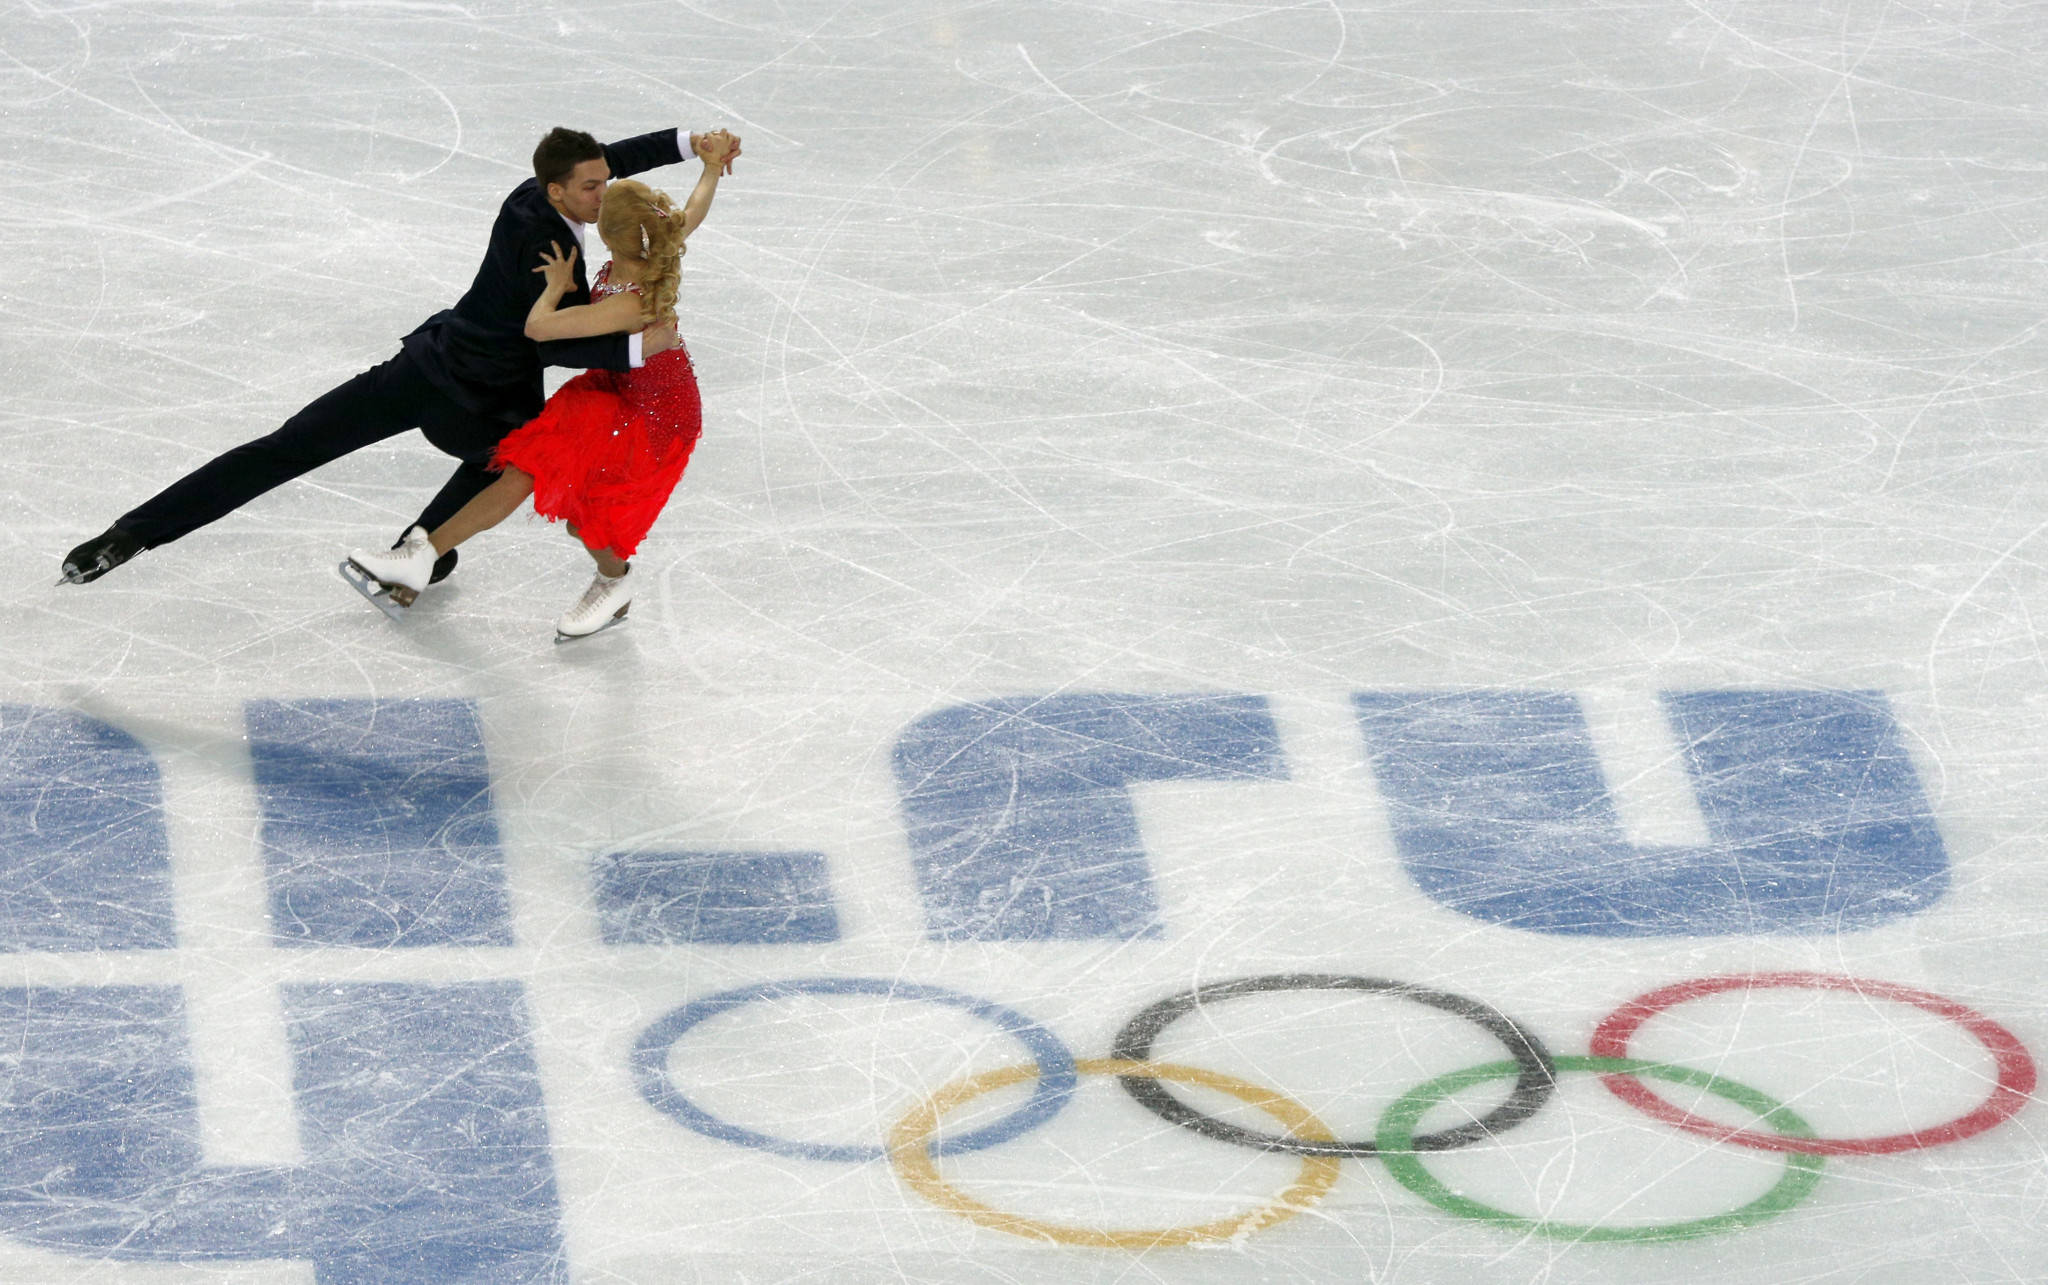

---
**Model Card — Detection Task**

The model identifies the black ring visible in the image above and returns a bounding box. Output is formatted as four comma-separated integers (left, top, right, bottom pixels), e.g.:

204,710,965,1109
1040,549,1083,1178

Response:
1110,973,1558,1157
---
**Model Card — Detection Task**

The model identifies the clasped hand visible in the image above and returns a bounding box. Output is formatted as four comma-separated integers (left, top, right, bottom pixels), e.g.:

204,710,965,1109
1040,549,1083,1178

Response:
694,128,741,174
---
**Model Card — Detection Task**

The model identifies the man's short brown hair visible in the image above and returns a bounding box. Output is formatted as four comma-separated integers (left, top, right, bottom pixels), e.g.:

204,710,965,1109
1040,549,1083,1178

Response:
533,127,605,190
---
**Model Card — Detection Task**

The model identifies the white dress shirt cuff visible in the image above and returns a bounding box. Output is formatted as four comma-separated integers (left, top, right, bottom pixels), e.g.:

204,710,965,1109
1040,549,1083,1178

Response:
628,332,644,367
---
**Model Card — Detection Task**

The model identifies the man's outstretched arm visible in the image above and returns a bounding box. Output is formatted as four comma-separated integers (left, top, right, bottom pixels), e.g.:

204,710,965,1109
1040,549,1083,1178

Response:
601,129,687,181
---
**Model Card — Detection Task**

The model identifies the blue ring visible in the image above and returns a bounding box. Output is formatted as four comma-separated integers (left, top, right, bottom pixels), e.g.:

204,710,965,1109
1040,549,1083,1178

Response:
632,976,1079,1162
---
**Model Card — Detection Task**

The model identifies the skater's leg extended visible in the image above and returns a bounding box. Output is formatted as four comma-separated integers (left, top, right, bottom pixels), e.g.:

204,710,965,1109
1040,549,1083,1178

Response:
122,355,433,545
431,468,533,555
413,459,502,535
64,353,432,583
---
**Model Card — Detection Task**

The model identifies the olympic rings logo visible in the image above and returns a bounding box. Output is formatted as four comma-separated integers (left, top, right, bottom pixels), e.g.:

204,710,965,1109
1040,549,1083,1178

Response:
632,971,2037,1248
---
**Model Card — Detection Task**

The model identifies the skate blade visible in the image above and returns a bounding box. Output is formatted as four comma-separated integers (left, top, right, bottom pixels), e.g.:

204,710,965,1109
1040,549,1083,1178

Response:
338,560,410,623
554,603,630,645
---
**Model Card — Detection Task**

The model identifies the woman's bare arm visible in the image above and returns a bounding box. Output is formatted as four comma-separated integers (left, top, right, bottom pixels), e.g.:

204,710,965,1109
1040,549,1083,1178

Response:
675,135,734,240
527,291,645,341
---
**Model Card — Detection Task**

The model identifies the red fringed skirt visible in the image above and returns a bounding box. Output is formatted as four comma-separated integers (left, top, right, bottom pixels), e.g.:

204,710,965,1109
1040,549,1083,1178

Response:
492,345,701,558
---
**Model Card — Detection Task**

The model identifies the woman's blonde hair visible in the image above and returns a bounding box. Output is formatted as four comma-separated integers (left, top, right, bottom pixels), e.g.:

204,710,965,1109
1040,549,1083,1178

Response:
596,179,684,325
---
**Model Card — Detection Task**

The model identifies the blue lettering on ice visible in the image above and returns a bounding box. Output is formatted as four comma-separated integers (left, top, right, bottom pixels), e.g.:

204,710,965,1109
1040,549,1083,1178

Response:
0,982,563,1284
0,706,177,950
593,850,841,944
1351,689,1948,935
248,699,515,948
893,693,1289,939
0,688,1954,1273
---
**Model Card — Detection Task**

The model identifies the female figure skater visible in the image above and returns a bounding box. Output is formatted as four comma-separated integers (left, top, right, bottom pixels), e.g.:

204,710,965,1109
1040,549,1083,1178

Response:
345,130,736,639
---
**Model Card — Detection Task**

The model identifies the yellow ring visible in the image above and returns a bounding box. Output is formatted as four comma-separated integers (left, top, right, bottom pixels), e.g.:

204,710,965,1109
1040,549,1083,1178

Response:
887,1057,1344,1249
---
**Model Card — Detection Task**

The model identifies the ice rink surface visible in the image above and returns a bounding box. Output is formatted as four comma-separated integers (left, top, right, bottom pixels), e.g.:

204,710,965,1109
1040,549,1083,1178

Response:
7,0,2048,1281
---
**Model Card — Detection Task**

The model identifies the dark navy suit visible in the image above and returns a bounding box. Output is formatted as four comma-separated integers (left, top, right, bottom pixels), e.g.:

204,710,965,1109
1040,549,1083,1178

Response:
115,129,686,548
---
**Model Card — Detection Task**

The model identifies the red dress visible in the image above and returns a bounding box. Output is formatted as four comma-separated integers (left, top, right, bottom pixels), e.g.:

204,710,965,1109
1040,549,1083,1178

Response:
492,263,702,558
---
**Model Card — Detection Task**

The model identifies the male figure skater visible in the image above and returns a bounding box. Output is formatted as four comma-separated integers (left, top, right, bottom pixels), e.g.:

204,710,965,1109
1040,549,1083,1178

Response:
60,124,737,594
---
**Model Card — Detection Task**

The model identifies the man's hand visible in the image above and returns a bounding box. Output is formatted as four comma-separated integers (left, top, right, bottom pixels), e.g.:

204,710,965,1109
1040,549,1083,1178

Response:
642,315,679,357
693,128,741,174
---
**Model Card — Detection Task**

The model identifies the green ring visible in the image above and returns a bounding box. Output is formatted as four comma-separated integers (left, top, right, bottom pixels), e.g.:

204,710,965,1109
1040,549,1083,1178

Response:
1375,1055,1826,1243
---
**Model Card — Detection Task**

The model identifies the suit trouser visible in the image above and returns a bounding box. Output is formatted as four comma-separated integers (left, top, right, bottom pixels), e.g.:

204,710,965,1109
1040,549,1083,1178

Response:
118,350,513,549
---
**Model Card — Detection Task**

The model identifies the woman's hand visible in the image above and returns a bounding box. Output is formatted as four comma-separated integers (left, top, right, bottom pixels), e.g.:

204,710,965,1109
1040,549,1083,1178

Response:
532,241,579,291
697,129,741,174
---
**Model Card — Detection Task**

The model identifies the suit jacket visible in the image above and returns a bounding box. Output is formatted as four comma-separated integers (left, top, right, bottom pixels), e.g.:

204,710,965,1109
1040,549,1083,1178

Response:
401,128,686,425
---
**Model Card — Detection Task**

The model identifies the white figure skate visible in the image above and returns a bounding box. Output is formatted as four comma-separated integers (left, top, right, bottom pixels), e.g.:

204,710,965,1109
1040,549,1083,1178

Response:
555,566,632,643
342,526,435,618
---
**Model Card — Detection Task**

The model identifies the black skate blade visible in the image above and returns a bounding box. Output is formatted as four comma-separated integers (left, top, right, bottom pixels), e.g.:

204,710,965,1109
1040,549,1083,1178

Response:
56,559,107,586
339,560,409,622
554,604,630,645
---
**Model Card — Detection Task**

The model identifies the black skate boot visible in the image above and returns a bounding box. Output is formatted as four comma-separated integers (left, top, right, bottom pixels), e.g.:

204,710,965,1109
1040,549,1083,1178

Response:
59,525,145,585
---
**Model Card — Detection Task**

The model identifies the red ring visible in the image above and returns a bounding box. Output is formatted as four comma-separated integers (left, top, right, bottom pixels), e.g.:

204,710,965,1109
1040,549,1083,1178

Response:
1590,972,2036,1156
